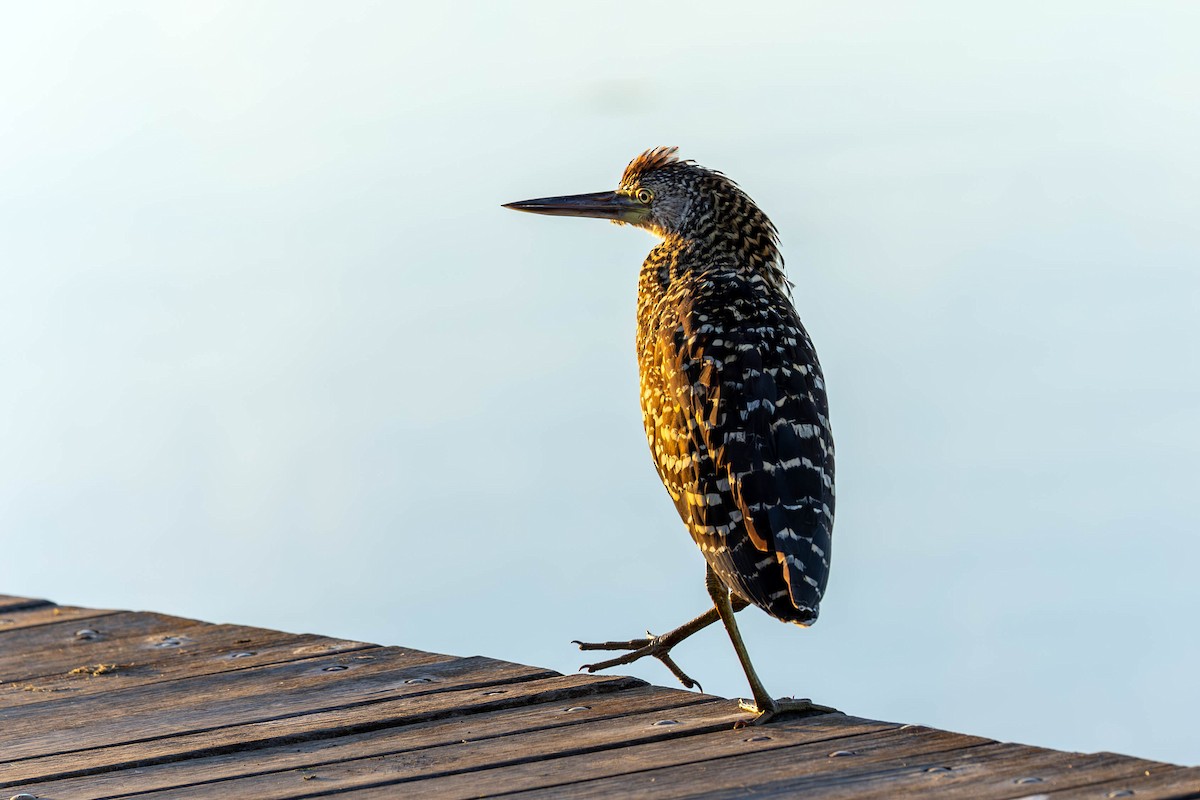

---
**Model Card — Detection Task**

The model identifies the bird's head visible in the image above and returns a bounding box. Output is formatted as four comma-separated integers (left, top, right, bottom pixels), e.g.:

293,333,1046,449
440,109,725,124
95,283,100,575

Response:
504,147,782,268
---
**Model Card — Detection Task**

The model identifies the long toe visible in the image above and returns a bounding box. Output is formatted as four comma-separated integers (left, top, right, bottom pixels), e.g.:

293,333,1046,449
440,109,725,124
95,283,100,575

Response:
742,697,839,725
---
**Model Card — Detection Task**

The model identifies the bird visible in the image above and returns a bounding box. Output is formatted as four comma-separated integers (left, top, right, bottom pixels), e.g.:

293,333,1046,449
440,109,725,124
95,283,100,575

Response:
503,147,835,721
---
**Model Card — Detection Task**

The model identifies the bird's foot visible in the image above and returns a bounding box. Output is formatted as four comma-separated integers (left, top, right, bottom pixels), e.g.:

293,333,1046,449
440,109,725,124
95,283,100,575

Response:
574,631,703,691
572,606,727,691
736,696,839,726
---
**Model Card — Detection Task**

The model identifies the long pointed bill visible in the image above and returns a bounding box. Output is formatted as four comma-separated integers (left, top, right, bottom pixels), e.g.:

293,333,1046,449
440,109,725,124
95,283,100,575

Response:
502,191,645,223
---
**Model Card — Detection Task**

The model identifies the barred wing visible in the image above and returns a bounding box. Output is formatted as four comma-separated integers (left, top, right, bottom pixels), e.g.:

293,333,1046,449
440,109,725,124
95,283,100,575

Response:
649,272,834,623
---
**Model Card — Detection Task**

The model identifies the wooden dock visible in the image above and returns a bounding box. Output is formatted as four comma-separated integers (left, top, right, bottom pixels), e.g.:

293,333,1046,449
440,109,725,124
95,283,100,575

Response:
0,594,1195,799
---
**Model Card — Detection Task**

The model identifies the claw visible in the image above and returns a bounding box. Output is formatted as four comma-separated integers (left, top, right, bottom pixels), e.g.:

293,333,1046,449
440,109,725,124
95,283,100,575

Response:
659,653,702,692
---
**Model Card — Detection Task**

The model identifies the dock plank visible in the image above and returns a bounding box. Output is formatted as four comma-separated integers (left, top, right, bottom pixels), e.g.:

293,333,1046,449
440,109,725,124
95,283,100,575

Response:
677,743,1172,800
0,649,546,763
2,675,681,791
0,595,53,613
1031,764,1200,800
0,611,209,681
0,602,119,633
0,617,374,709
105,701,758,800
14,686,717,799
0,596,1192,800
292,724,974,800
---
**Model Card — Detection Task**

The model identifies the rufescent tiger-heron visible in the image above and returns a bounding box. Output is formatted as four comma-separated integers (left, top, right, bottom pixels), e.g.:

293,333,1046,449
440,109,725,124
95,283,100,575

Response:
504,147,836,722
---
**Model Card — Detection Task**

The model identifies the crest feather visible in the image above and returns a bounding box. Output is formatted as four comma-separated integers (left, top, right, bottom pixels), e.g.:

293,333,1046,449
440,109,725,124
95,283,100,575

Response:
621,146,682,185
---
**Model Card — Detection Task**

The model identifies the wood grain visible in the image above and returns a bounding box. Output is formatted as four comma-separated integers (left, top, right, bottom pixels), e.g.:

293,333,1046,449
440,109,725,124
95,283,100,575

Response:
1025,763,1200,800
12,681,707,799
0,611,209,681
374,725,985,800
669,741,1173,800
3,674,666,789
0,602,118,633
0,597,1191,800
0,616,374,709
0,648,545,762
0,595,53,613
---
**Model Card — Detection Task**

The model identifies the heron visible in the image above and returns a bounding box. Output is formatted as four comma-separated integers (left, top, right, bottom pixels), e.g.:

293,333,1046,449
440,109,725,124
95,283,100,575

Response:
504,147,836,721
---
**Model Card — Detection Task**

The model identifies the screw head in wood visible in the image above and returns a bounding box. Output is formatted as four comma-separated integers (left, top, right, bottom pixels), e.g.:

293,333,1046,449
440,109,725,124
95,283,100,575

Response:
75,629,99,640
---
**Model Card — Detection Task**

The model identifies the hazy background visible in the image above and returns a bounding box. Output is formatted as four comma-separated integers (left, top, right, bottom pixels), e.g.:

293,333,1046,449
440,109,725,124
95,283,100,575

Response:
2,1,1197,765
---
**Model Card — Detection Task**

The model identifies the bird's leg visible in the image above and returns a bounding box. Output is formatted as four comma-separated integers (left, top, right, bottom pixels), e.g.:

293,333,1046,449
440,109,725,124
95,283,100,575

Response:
574,597,749,691
705,565,837,724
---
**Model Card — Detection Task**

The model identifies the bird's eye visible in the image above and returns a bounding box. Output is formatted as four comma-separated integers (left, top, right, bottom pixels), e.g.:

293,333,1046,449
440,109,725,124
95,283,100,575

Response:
635,188,654,204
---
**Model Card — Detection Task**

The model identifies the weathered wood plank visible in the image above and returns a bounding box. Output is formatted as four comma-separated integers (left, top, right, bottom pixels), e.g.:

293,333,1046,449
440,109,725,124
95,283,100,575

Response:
669,741,1172,799
11,681,708,799
0,611,209,681
119,713,913,800
852,747,1169,800
97,701,751,800
1028,763,1200,800
0,649,548,763
0,595,53,613
372,728,982,800
0,603,119,633
1,674,664,789
1,597,1191,800
0,617,375,709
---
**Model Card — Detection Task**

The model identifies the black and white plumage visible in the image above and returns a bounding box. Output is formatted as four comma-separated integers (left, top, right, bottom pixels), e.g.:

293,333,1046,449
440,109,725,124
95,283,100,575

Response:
504,147,835,717
627,148,834,627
